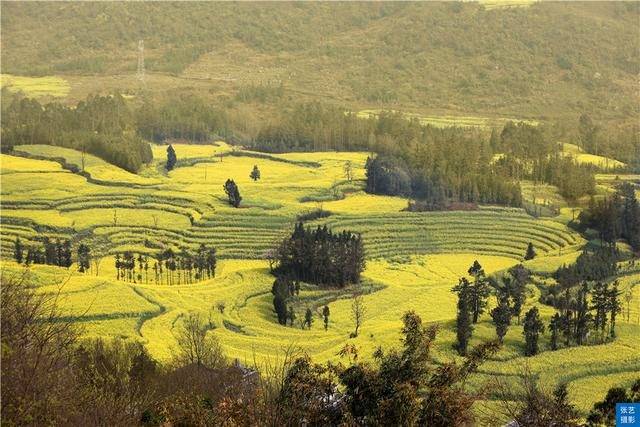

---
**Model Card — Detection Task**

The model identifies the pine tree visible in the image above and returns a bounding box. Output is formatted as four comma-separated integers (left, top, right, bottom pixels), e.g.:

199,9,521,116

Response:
591,282,609,342
305,308,314,330
549,312,561,350
574,282,591,345
452,277,474,356
523,306,545,356
322,305,330,331
608,281,621,338
77,244,91,273
468,261,491,323
524,242,536,260
166,144,177,171
250,165,261,181
505,266,528,323
223,179,242,208
13,238,23,263
288,306,296,327
272,278,289,325
490,293,512,343
62,240,72,268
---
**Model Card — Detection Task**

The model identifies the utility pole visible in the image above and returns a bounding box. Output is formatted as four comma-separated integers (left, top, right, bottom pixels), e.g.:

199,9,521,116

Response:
137,40,145,82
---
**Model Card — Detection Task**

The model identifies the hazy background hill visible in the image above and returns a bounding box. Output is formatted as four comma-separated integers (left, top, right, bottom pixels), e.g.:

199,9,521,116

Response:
2,1,638,122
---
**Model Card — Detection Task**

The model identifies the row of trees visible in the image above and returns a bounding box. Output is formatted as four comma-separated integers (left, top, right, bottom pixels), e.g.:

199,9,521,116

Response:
1,92,153,172
114,245,217,285
272,223,365,287
13,236,72,268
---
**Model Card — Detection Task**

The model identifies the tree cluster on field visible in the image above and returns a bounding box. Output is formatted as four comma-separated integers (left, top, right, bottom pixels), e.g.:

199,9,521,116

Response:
450,253,625,358
272,223,365,288
543,248,623,350
452,260,529,355
579,181,640,251
1,92,153,172
114,245,216,285
13,236,72,268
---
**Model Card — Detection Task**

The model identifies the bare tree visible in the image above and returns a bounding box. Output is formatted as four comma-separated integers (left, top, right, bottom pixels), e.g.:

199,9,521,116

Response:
624,287,633,322
1,271,80,424
343,160,353,181
174,313,225,368
351,292,366,338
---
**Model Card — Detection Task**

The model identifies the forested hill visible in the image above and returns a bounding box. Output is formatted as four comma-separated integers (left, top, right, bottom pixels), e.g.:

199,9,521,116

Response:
1,2,638,121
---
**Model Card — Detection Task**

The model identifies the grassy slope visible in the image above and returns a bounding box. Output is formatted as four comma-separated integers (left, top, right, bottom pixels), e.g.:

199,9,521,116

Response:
1,2,638,121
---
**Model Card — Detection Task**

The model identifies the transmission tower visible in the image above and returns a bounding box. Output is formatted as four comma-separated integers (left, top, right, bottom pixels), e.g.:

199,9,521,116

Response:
137,39,145,82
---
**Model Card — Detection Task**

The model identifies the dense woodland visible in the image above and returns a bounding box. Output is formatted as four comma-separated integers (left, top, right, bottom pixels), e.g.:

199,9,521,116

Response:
136,95,228,143
578,182,640,251
1,90,152,172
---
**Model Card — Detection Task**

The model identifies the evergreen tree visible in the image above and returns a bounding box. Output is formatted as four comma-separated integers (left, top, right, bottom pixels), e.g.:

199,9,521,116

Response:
490,293,512,343
62,240,72,268
524,242,536,260
272,278,289,325
549,312,561,351
591,282,609,341
452,277,474,356
250,165,261,181
77,244,91,273
304,308,314,330
322,305,330,331
523,307,545,356
13,238,23,264
574,282,591,345
223,179,242,208
468,260,490,323
166,144,177,171
608,281,621,338
507,265,529,323
288,306,296,327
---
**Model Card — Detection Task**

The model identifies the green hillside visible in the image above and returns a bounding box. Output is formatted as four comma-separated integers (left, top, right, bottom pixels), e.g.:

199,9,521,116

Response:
1,2,638,120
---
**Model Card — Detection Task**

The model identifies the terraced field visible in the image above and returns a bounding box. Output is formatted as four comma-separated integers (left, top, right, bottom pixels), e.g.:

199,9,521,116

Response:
3,143,636,416
356,109,539,129
562,142,626,170
1,144,581,260
1,73,71,98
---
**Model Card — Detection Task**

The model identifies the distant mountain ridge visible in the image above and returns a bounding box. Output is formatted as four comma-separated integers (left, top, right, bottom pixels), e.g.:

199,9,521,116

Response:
1,2,638,120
